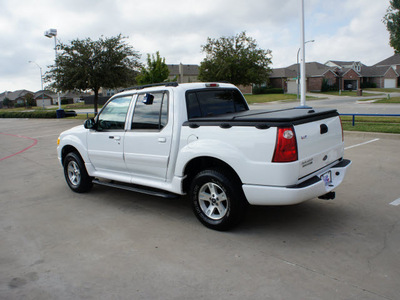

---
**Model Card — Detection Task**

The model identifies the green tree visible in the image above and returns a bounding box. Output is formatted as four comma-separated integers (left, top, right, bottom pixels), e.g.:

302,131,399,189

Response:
384,0,400,53
2,97,12,108
45,34,141,113
136,51,170,84
198,32,272,86
25,94,35,107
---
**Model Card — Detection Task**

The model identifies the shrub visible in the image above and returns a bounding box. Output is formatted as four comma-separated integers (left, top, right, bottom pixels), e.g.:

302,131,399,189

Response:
361,82,377,89
253,86,284,95
0,111,57,118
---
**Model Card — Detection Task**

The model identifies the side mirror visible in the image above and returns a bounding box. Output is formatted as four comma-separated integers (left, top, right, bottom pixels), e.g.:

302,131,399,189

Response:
143,93,154,105
84,118,96,129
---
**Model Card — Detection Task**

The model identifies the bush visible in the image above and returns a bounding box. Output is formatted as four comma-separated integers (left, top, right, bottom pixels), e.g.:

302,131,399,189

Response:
0,111,57,118
253,86,284,95
361,82,377,89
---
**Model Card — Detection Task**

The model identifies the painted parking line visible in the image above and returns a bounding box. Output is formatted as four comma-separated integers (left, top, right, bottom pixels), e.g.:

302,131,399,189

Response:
345,138,380,150
0,133,38,161
389,199,400,206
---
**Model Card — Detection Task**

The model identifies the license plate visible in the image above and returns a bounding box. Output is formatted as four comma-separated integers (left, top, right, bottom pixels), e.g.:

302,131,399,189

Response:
321,171,332,186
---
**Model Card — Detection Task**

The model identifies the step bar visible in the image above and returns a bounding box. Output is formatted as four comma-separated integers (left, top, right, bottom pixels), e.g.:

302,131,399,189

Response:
92,179,178,199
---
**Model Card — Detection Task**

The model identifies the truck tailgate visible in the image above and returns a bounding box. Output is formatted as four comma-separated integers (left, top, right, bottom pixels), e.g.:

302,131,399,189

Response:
295,116,344,179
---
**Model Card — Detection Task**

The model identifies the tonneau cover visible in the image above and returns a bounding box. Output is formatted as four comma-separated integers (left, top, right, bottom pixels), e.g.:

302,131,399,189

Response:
184,108,339,127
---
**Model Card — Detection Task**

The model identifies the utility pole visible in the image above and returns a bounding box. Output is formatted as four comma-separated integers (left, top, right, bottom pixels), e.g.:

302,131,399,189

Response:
299,0,308,108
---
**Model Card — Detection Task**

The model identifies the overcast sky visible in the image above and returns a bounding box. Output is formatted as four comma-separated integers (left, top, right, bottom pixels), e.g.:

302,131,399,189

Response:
0,0,395,92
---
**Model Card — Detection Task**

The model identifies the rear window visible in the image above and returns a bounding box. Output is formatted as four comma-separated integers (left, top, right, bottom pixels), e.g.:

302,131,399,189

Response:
186,89,248,119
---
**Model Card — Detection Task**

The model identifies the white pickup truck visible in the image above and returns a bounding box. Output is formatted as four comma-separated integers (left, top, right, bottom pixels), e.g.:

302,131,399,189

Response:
57,82,351,230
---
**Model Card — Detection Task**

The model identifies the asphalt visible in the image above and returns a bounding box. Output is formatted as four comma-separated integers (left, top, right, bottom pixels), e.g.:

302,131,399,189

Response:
0,118,399,300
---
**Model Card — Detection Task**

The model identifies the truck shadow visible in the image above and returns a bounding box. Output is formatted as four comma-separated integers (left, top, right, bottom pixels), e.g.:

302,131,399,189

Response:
237,199,353,236
88,185,352,237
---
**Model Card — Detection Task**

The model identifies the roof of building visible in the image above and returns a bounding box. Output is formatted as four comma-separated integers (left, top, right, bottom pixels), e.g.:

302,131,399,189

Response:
374,53,400,67
269,67,297,78
0,89,34,101
359,65,397,77
167,64,199,76
271,62,336,78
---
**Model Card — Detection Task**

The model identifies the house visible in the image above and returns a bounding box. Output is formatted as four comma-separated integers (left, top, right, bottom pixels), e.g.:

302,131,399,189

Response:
325,60,399,89
34,90,56,107
270,55,400,93
166,63,252,94
269,62,338,93
373,54,400,87
0,90,34,107
167,63,199,83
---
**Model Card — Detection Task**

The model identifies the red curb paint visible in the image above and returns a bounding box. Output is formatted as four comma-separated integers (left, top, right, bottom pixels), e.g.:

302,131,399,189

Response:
0,133,38,161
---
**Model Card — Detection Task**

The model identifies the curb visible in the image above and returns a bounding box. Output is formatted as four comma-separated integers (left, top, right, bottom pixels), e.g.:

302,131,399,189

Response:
344,130,400,140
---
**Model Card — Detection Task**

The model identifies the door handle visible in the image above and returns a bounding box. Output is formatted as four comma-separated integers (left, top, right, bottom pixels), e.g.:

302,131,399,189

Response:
109,135,121,141
158,137,167,143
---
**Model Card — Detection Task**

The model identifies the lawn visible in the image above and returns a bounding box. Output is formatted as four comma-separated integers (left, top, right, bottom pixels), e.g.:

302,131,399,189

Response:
312,91,382,97
244,93,317,104
341,116,400,134
364,88,400,93
373,96,400,104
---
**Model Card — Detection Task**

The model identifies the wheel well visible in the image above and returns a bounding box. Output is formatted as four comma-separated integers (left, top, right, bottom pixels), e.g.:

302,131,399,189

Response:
61,145,82,165
182,156,242,193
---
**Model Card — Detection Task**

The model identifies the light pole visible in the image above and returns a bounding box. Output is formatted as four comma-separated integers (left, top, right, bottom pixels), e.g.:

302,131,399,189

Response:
44,28,62,112
296,40,314,100
29,61,45,109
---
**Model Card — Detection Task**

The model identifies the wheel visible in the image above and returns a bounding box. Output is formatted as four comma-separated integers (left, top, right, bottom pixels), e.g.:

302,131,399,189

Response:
63,152,93,193
190,169,248,231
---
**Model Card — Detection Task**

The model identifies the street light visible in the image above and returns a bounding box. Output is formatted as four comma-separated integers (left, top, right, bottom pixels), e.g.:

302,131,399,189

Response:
296,39,315,100
44,28,62,111
28,61,45,109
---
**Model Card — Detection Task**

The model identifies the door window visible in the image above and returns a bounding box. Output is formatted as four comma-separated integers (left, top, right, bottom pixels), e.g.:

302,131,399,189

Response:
131,92,168,130
97,96,132,130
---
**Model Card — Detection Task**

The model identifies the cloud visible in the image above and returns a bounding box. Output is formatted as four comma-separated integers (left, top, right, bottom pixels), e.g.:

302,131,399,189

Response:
0,0,395,92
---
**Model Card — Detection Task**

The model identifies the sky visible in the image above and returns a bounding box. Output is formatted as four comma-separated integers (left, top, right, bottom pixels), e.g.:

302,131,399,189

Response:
0,0,396,92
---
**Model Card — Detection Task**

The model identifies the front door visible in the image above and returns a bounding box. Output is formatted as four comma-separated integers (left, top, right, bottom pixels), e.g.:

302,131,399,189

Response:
124,91,173,181
87,95,132,174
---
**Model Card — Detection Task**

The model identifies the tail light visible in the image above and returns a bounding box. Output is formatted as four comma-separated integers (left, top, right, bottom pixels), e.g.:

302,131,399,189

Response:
272,127,298,162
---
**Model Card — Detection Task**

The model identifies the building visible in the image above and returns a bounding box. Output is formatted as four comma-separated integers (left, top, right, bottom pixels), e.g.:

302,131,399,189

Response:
167,64,199,83
269,55,400,93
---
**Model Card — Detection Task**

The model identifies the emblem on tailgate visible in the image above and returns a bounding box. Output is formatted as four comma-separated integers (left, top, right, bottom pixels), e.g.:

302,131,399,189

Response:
301,158,313,168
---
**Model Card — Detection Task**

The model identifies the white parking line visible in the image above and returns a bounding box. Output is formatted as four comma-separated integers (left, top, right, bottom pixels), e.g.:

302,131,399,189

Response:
390,199,400,206
345,138,380,150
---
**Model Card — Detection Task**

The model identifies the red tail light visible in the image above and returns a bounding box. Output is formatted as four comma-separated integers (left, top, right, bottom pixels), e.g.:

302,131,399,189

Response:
272,127,298,163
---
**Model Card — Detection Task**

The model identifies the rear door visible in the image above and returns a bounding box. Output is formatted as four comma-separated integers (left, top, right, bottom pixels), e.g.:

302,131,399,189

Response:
124,91,173,181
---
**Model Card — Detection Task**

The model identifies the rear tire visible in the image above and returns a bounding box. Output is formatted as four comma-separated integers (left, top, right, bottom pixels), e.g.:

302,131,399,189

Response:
190,169,247,231
63,152,93,193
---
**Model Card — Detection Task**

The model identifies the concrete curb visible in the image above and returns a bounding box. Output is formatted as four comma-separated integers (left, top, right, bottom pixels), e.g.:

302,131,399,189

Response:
344,130,400,140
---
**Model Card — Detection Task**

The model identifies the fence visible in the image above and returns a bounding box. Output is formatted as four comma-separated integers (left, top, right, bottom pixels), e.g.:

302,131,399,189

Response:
340,113,400,126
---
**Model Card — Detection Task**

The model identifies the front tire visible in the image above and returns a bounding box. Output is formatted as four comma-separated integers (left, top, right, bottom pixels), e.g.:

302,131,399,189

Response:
63,152,93,193
190,169,247,231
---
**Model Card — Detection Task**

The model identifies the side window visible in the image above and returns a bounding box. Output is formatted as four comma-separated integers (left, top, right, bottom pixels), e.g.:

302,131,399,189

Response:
97,96,132,130
131,92,168,130
186,89,248,119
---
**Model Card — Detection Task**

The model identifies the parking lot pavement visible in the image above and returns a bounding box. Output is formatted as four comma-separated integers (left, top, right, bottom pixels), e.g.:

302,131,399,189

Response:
0,118,399,300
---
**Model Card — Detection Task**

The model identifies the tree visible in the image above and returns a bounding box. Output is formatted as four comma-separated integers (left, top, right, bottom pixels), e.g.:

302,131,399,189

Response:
136,51,170,84
2,97,12,108
198,32,272,86
45,34,141,113
384,0,400,53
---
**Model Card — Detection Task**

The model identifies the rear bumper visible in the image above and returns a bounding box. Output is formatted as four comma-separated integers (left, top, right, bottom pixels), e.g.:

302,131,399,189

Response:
243,159,352,206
